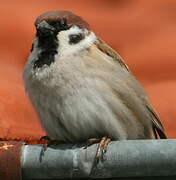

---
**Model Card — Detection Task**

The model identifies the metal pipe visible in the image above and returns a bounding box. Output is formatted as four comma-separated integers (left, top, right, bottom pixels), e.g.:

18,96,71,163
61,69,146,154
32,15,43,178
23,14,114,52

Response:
1,139,176,179
21,139,176,179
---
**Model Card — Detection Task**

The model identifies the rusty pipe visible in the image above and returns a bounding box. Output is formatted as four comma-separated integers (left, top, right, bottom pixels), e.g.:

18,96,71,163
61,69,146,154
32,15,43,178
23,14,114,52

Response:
0,141,23,180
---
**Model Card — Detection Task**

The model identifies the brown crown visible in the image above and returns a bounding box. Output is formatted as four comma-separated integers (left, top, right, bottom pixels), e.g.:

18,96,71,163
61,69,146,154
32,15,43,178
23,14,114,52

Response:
35,10,90,30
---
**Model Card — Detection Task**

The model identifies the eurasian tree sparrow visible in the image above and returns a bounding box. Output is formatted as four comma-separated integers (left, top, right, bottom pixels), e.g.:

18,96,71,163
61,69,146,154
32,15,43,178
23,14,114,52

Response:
23,11,166,158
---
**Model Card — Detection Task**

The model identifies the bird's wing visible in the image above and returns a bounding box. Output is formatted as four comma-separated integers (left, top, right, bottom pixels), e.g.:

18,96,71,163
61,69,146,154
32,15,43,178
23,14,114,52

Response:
95,37,167,139
95,38,129,71
146,103,167,139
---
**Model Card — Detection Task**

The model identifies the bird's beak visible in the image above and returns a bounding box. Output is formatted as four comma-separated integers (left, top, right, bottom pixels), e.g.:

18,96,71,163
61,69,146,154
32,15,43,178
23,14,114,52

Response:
36,21,56,37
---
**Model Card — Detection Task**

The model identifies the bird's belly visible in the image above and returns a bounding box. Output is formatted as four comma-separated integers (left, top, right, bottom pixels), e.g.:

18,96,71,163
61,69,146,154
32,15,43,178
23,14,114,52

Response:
30,71,154,142
35,87,149,143
40,110,107,142
38,98,122,142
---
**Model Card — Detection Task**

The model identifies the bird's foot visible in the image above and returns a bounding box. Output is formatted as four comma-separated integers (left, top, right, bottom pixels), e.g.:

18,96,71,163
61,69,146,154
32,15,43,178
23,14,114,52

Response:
84,138,101,148
39,135,61,162
95,136,111,163
40,136,51,152
40,135,61,146
40,135,51,141
85,136,111,163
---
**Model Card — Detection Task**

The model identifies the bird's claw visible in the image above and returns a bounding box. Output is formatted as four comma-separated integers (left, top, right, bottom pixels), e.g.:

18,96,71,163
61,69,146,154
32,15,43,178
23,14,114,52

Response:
40,135,51,141
95,136,111,163
84,138,100,149
39,136,61,162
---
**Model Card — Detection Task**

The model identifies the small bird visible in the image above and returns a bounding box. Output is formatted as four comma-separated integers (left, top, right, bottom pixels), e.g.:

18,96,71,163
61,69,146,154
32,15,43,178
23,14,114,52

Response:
23,10,166,158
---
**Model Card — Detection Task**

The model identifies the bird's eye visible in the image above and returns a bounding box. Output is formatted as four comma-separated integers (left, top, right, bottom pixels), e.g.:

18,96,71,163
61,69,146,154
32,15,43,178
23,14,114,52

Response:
69,33,84,44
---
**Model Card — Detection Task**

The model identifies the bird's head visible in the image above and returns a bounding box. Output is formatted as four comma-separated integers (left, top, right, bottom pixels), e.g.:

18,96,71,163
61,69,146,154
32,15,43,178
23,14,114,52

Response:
31,10,97,69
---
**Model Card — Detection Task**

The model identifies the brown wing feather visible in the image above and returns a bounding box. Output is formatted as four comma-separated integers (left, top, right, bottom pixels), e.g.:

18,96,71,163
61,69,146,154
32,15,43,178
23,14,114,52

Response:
146,104,167,139
95,38,129,71
95,38,167,139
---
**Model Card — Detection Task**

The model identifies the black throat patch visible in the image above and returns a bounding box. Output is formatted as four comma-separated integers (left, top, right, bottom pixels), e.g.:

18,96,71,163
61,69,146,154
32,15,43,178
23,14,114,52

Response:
33,35,58,69
33,19,71,69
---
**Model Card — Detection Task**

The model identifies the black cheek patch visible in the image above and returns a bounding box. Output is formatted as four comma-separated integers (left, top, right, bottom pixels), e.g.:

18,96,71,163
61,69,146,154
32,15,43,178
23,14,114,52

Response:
69,33,84,44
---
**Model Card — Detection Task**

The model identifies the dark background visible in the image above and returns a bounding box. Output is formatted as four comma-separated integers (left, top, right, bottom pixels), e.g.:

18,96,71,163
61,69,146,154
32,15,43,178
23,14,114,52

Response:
0,0,176,141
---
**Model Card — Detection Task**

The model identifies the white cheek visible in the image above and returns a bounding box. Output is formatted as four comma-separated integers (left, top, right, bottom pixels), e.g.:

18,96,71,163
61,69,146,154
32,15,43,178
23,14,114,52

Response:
56,26,96,58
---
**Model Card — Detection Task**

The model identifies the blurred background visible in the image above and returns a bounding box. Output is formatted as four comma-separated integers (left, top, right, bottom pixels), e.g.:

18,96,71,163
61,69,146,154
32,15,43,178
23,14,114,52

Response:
0,0,176,141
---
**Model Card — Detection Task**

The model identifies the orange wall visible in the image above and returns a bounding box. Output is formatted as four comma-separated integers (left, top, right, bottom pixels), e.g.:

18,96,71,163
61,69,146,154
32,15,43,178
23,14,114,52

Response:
0,0,175,140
